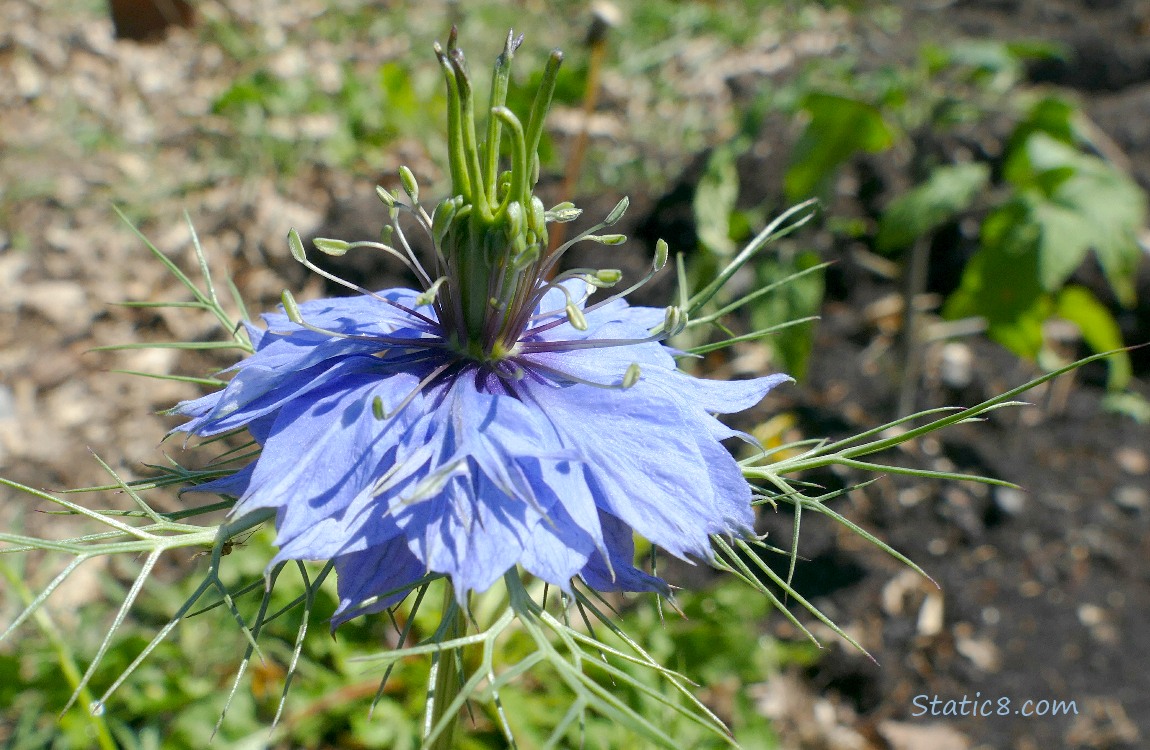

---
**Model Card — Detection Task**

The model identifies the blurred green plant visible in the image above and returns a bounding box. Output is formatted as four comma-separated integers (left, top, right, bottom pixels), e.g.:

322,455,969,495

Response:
690,31,1145,394
855,42,1140,391
212,59,446,175
940,100,1144,390
688,107,826,381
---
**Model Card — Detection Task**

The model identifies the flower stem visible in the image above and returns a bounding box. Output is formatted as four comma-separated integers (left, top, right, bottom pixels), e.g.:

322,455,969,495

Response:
426,582,467,750
1,561,118,750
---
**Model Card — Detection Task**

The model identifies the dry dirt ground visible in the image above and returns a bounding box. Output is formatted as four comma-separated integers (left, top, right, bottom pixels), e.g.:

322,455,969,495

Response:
2,2,1149,750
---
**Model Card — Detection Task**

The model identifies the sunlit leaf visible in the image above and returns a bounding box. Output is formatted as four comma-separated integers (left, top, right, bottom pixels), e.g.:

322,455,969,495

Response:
1056,285,1131,391
876,162,990,253
694,144,741,256
784,93,895,201
943,200,1051,357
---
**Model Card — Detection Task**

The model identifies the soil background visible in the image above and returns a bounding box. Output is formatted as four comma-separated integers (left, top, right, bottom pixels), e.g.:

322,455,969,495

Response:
1,2,1148,749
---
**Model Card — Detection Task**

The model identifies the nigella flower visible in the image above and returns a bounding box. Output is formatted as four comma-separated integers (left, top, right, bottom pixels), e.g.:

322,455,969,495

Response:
176,30,789,624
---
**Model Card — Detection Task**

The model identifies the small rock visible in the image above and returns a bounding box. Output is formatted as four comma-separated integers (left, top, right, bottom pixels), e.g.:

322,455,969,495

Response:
939,342,973,390
955,635,1000,672
12,54,45,98
878,720,971,750
1115,447,1148,475
1077,603,1105,627
0,385,14,420
18,282,90,336
1113,485,1147,513
1019,580,1043,597
994,486,1027,516
108,0,194,41
917,591,945,637
898,486,928,507
882,569,922,617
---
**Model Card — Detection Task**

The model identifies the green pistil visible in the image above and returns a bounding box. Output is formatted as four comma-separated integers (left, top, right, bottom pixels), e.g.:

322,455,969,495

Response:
434,30,562,364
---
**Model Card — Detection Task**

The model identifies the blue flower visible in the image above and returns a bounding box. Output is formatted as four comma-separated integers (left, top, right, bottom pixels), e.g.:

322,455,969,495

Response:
175,31,789,624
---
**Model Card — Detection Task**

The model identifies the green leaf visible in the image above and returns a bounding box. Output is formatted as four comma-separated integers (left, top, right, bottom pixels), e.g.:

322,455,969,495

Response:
693,145,741,256
936,39,1034,90
1007,133,1146,301
1055,285,1131,391
1102,392,1150,423
876,162,990,253
784,93,895,202
1004,95,1078,158
943,201,1051,357
750,249,824,380
1027,196,1093,291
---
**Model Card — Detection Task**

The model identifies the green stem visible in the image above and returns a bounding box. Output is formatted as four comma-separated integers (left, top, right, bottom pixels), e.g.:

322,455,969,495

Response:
427,582,467,750
1,561,118,750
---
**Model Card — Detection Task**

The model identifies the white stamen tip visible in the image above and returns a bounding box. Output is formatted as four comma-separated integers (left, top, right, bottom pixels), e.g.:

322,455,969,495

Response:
399,166,419,203
375,185,396,207
566,302,588,331
287,228,306,262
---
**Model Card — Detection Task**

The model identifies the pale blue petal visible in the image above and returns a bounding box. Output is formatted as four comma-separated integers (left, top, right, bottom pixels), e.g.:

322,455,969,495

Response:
579,510,669,595
397,469,536,596
330,537,427,627
233,369,423,539
516,460,603,588
521,374,752,560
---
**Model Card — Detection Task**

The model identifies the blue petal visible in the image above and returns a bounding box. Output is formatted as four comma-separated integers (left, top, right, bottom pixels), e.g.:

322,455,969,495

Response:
397,469,537,596
381,378,576,596
515,460,604,588
261,288,437,340
232,368,424,542
521,373,754,561
181,463,255,499
579,510,669,595
330,537,428,627
179,285,790,614
177,355,418,437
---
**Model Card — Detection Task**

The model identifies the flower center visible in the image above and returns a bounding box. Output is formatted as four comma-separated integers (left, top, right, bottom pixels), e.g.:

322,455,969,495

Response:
428,29,560,363
281,30,681,388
